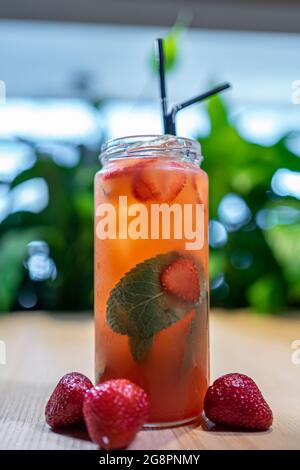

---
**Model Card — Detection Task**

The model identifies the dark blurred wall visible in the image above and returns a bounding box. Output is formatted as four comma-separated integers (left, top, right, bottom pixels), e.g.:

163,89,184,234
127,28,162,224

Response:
1,0,300,33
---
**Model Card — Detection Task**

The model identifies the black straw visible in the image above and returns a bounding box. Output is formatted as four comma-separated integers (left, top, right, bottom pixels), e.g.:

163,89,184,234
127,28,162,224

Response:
172,83,231,113
169,82,231,135
156,39,169,133
156,38,231,135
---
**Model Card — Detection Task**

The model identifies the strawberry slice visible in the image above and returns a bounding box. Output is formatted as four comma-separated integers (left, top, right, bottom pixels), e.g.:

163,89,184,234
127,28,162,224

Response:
102,159,151,180
133,160,186,203
160,257,200,303
192,171,207,205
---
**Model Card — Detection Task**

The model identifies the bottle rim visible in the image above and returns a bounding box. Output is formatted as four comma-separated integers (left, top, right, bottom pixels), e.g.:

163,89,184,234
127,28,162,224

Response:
100,134,202,165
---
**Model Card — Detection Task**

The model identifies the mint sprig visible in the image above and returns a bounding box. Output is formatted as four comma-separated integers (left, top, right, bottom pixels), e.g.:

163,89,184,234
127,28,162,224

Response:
106,251,203,361
180,304,202,376
128,336,154,362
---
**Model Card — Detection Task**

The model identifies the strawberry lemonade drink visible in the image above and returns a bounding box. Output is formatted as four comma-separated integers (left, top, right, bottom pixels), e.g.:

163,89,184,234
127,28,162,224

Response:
94,135,209,426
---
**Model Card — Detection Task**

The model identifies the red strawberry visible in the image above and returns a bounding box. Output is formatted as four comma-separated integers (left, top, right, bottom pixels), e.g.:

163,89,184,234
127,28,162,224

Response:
160,257,200,303
133,160,186,202
83,379,149,449
204,373,273,431
102,166,126,180
102,159,152,180
192,172,205,204
45,372,93,429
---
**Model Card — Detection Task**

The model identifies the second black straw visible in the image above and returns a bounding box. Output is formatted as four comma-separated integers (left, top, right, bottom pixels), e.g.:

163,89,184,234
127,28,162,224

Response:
156,38,231,135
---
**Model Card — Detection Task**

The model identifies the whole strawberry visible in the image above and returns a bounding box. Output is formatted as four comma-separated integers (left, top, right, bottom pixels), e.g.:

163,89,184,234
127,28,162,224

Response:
45,372,93,429
204,373,273,431
83,379,149,449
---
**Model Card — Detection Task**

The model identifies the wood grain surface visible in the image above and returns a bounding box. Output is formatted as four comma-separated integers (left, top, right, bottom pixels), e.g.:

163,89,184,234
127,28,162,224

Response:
0,310,299,450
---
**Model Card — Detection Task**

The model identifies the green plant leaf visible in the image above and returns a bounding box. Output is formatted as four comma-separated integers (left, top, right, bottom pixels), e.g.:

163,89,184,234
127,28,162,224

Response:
264,220,300,303
150,26,183,74
106,251,202,360
246,274,285,313
0,229,40,312
265,221,300,285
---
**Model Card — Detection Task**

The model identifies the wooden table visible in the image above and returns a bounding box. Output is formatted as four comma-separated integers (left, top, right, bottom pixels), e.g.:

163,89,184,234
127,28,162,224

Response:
0,310,299,450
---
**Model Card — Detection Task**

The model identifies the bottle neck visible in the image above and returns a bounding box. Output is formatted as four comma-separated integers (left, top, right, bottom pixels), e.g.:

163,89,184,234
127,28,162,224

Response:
100,135,202,166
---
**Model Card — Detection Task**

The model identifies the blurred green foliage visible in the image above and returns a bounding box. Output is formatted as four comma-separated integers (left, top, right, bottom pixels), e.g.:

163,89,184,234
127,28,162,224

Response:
0,96,299,313
201,96,300,313
0,144,98,312
150,25,183,73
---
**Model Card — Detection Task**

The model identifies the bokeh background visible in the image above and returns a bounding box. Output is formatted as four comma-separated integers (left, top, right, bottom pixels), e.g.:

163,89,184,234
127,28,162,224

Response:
0,1,300,314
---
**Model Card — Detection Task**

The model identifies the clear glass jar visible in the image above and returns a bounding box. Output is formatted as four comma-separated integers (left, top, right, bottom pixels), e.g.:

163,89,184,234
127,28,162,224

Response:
94,135,209,427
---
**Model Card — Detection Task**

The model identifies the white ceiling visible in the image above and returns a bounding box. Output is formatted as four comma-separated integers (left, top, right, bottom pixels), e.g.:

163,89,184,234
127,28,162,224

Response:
0,20,299,108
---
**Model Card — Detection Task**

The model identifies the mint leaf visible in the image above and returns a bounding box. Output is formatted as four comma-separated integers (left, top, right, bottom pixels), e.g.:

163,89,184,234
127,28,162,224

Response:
107,252,192,337
106,251,201,361
180,290,208,376
129,335,153,362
